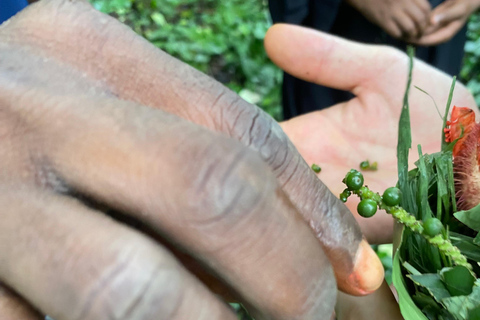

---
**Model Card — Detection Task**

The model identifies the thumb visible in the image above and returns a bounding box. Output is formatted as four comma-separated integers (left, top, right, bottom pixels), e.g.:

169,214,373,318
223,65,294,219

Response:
431,1,467,25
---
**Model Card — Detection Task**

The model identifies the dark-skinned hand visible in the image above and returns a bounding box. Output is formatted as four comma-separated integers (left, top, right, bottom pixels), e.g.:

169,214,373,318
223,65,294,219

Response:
0,1,383,320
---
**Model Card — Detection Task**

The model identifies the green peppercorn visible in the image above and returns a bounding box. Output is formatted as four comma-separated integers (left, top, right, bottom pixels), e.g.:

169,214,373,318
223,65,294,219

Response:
342,188,352,197
340,193,348,203
311,163,321,173
423,217,443,237
357,199,378,217
345,171,364,191
360,160,370,170
382,187,402,206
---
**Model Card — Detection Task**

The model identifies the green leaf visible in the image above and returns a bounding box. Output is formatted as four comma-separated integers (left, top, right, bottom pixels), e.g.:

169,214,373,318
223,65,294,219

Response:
442,76,457,152
474,232,480,246
450,232,480,262
398,47,414,212
467,305,480,320
433,152,455,219
454,204,480,231
441,282,480,320
416,145,433,220
440,266,475,297
414,85,442,119
393,250,430,320
412,292,441,311
408,273,451,301
150,12,167,26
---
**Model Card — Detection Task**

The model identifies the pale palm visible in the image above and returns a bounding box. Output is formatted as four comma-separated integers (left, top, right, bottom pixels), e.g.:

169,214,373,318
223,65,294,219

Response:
265,24,476,240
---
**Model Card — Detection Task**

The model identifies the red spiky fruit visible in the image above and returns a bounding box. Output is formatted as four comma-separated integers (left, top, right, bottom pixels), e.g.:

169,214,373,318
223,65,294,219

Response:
445,106,480,210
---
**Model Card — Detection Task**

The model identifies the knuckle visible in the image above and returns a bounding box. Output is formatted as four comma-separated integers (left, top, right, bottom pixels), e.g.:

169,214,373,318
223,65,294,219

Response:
189,140,275,227
77,243,185,320
402,24,416,36
211,90,294,177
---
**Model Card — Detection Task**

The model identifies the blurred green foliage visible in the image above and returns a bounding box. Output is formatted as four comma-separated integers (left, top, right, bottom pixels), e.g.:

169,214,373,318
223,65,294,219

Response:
89,0,282,120
462,13,480,107
88,0,480,120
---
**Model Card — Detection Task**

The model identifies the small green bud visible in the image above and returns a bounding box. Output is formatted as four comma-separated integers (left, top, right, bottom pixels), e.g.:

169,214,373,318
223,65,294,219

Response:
311,163,321,173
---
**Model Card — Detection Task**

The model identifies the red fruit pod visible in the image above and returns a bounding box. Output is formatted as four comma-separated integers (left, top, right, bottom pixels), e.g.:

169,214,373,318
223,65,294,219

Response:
452,123,480,210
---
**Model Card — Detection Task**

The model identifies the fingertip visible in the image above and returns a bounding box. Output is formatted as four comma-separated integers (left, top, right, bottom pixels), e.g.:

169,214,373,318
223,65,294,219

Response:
337,240,384,296
431,14,443,25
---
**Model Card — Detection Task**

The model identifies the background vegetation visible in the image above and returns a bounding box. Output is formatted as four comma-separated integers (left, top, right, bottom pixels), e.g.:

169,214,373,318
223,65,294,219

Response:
89,0,480,119
87,0,480,318
90,0,282,120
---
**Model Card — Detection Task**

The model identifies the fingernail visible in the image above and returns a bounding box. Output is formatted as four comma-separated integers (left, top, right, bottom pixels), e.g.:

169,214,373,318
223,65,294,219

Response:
432,14,443,24
337,239,384,296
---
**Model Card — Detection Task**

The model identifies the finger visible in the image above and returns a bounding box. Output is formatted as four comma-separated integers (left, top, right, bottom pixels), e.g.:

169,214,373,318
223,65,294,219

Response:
0,67,337,320
264,23,406,94
393,10,421,38
413,0,432,17
413,20,464,46
2,0,384,295
383,19,403,39
430,1,467,25
0,284,43,319
0,187,238,320
403,2,431,36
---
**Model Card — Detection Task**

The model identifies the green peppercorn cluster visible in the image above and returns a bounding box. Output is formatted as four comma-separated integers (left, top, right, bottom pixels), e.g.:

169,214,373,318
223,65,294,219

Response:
340,169,472,270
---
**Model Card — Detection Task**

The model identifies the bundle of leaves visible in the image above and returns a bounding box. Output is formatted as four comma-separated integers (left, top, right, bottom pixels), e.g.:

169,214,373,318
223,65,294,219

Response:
342,49,480,320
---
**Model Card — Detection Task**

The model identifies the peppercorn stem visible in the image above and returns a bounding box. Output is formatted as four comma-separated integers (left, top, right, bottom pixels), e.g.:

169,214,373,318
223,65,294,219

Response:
341,174,473,270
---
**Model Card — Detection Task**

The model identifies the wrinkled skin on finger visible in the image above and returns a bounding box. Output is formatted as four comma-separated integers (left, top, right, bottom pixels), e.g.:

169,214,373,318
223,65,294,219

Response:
0,2,392,319
0,0,383,298
0,36,337,320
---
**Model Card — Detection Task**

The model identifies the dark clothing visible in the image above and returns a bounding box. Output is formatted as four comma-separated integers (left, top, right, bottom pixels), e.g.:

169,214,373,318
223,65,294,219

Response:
0,0,27,24
269,0,468,119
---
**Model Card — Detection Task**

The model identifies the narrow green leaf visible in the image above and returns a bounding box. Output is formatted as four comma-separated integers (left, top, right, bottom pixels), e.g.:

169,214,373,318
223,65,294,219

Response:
434,152,454,219
454,204,480,231
474,232,480,246
414,85,442,119
450,232,480,262
416,145,432,220
441,76,457,151
393,249,430,320
404,261,422,275
440,266,475,297
398,47,414,211
447,151,457,212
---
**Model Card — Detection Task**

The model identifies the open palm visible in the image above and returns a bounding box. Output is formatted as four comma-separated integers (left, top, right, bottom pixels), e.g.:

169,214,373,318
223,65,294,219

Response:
265,24,477,242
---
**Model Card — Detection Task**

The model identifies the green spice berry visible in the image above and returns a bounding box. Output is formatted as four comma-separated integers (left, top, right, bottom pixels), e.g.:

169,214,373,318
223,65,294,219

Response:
340,193,348,203
359,160,378,171
382,187,402,206
357,199,378,217
345,171,364,191
360,161,370,170
311,163,321,173
423,218,443,237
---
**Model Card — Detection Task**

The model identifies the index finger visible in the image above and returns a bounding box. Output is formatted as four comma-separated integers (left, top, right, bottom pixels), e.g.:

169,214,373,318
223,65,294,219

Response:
3,0,383,295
